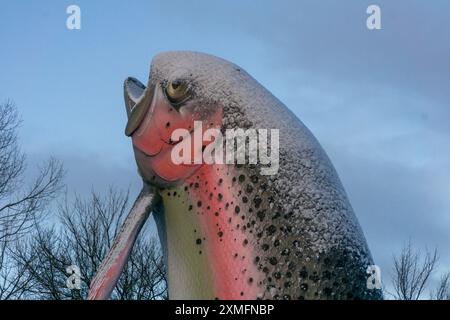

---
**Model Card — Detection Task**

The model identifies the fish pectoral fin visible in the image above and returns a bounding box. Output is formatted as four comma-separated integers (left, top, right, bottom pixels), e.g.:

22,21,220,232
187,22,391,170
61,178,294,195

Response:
88,185,160,300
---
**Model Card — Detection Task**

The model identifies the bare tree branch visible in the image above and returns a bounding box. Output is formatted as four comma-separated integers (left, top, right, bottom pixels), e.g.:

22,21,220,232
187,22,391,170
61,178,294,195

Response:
0,101,64,299
432,272,450,300
13,187,167,300
392,241,439,300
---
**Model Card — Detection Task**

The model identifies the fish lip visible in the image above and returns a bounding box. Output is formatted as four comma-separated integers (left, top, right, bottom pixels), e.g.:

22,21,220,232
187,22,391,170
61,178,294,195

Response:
134,128,194,158
124,79,155,137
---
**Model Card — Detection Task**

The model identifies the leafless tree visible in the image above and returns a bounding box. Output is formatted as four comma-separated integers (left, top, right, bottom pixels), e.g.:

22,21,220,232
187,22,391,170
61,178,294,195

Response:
0,234,35,299
0,101,64,240
432,272,450,300
0,101,64,299
13,188,167,300
392,241,439,300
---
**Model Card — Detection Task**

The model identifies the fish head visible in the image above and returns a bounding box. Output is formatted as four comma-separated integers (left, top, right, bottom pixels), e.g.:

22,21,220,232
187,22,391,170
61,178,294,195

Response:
123,52,238,188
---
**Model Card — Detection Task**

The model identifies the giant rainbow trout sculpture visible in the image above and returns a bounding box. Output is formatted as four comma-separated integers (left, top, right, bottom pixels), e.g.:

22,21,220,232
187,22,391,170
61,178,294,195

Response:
88,51,382,300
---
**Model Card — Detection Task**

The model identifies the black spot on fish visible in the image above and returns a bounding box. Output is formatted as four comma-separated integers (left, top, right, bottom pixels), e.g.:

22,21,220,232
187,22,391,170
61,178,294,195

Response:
284,211,293,219
256,210,266,222
299,268,308,278
235,206,240,214
253,196,262,208
269,257,278,265
238,175,245,182
197,201,202,207
309,272,320,283
266,225,276,236
196,239,202,245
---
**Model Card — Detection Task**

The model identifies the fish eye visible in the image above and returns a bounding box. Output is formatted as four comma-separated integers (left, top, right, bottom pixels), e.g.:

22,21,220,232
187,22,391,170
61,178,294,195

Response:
165,80,190,105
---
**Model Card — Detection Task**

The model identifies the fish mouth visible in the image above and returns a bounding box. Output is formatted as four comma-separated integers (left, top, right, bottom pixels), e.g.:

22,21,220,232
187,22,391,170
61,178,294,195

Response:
124,77,155,137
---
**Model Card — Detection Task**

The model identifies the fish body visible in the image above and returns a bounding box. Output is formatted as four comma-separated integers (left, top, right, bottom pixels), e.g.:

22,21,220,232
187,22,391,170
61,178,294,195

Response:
89,51,382,300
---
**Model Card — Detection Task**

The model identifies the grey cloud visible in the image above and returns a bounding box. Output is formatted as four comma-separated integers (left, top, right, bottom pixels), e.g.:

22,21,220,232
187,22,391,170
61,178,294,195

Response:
26,148,142,198
156,0,450,106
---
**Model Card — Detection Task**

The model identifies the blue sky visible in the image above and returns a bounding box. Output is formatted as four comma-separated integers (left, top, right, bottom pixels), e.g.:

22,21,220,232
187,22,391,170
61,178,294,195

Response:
1,1,449,296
